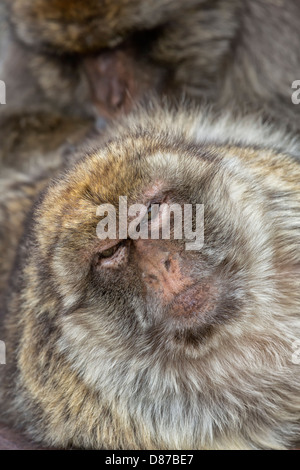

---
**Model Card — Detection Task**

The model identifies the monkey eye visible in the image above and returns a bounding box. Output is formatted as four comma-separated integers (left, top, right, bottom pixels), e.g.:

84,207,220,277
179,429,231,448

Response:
93,241,128,270
147,203,161,221
99,244,120,259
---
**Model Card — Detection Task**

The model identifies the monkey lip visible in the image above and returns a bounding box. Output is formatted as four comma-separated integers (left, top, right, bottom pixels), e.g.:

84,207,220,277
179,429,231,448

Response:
166,281,219,322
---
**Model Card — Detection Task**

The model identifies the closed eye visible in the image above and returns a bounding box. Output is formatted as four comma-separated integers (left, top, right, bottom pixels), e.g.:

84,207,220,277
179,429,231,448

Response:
99,244,120,258
94,241,125,266
147,203,162,221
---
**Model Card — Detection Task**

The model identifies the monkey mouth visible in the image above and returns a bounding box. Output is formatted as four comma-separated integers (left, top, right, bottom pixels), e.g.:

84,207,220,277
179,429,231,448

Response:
165,281,220,325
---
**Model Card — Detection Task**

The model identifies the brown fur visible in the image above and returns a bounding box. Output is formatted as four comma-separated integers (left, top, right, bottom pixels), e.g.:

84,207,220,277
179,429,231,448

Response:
0,103,299,449
3,0,300,130
0,112,91,307
4,0,202,53
0,0,300,451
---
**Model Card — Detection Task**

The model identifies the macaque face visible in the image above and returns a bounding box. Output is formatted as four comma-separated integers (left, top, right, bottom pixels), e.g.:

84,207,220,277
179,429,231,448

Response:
35,137,271,365
7,122,300,449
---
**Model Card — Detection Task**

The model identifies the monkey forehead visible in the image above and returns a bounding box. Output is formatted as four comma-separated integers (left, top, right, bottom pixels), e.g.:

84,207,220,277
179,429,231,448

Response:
33,142,250,242
31,143,212,254
34,129,291,253
42,137,216,203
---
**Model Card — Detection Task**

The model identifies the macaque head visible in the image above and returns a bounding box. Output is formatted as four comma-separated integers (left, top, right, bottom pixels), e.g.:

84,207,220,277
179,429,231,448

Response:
13,108,300,449
5,0,200,53
4,1,171,119
33,118,281,362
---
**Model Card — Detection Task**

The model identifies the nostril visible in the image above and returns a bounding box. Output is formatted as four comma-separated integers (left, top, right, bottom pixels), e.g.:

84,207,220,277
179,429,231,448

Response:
164,259,171,272
143,273,159,286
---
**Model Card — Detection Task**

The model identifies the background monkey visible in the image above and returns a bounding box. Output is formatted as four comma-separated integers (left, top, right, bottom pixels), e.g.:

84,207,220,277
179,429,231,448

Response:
2,0,300,131
0,103,299,449
0,0,300,450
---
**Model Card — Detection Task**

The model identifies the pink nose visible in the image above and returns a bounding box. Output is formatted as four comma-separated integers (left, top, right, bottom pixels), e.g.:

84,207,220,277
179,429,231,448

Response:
134,239,194,304
133,239,220,322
